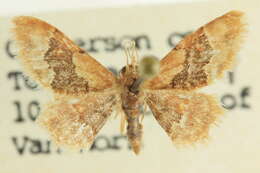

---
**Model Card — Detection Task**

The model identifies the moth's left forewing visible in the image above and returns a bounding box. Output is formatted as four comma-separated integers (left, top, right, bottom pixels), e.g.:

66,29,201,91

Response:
12,16,117,95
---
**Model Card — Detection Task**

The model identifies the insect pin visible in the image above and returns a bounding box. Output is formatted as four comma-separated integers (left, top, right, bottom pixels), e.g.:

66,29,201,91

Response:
12,10,246,154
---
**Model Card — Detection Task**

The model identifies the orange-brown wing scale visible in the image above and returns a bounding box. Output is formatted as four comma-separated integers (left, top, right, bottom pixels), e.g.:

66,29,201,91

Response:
12,16,119,148
143,11,246,145
145,90,223,145
143,11,246,91
13,16,117,95
37,93,118,148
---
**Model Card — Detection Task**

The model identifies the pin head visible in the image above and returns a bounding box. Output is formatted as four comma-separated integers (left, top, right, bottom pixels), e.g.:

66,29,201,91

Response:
139,56,160,80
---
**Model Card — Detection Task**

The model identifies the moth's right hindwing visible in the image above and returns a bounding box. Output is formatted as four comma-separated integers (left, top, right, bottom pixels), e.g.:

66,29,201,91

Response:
145,90,223,145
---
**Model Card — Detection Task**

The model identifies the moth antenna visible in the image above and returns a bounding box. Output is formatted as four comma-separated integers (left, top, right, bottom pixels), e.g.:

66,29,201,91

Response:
123,40,138,72
123,43,129,65
133,41,139,71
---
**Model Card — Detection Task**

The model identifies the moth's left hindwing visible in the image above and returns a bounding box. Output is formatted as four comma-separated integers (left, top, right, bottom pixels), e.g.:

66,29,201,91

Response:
38,93,117,148
13,16,119,148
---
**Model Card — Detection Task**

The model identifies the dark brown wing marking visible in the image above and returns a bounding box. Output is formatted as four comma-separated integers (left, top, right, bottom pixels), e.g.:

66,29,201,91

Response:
142,11,246,91
13,16,117,95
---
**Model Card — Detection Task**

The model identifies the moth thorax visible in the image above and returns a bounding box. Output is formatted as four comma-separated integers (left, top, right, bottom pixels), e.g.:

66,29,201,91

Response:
139,56,160,80
119,64,141,95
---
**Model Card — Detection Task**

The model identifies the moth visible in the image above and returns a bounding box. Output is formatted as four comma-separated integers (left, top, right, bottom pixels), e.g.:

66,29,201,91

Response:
12,10,246,154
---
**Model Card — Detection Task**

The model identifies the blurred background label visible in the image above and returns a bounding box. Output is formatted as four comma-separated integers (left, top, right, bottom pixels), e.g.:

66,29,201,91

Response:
0,0,259,173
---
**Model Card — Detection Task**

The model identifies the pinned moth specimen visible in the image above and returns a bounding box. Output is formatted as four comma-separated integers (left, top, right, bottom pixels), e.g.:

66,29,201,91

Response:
12,11,246,154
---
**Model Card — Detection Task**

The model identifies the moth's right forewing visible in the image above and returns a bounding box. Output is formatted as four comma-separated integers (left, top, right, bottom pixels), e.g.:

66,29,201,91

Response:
142,11,246,91
12,16,117,95
203,11,247,77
